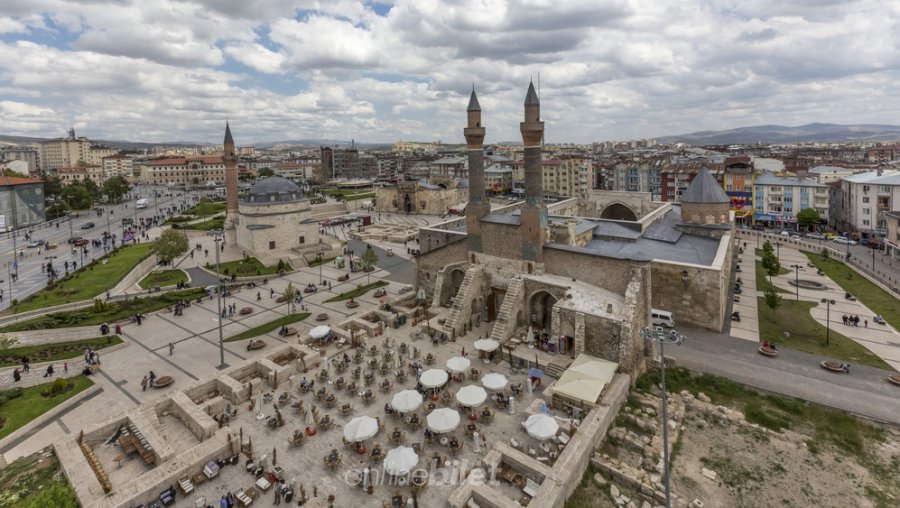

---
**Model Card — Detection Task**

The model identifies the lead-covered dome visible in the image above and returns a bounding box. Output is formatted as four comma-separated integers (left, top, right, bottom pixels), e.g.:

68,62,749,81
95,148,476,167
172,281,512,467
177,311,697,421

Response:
244,176,303,204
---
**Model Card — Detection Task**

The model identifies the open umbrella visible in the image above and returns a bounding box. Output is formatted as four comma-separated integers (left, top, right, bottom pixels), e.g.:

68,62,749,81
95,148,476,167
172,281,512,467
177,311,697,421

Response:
420,369,449,388
379,295,391,305
456,385,488,407
527,368,544,379
343,415,379,442
474,339,500,352
524,413,559,441
426,408,460,434
446,356,471,374
309,325,331,340
383,446,419,476
481,372,508,391
390,390,424,413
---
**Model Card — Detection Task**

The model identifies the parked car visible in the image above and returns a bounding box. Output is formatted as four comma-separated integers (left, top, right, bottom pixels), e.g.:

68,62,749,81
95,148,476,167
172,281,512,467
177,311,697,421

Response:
67,236,84,244
73,238,89,247
780,230,791,236
81,221,95,229
790,234,801,239
833,236,856,245
26,239,45,248
806,233,825,240
823,232,837,240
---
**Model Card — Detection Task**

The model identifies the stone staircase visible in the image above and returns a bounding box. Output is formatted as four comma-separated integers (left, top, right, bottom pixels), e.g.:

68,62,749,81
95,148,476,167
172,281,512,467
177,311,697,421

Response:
489,276,524,342
443,266,483,336
543,361,568,380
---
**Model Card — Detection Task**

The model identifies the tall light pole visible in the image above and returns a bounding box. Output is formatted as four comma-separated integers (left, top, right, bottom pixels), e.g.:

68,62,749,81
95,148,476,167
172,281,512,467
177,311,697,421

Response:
209,228,227,369
790,264,800,301
775,241,782,261
821,298,834,346
641,326,686,508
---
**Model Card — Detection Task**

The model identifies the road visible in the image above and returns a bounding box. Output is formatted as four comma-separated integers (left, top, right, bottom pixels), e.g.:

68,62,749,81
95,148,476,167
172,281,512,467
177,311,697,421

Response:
0,186,203,311
673,325,900,425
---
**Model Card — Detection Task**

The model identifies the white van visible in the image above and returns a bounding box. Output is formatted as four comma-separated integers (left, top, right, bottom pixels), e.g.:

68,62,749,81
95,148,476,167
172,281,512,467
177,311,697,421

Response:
651,309,675,328
135,198,148,209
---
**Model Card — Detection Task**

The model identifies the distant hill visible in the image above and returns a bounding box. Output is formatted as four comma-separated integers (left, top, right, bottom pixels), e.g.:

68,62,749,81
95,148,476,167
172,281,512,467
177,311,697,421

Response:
655,123,900,145
0,134,212,150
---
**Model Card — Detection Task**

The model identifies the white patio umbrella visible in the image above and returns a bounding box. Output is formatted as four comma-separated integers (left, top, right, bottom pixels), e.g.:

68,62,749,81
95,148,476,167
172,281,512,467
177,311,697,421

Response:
420,369,449,388
456,385,488,408
343,415,379,442
390,390,424,413
446,356,471,374
309,325,331,340
474,339,499,352
383,446,419,476
524,414,559,441
426,408,460,434
481,372,508,391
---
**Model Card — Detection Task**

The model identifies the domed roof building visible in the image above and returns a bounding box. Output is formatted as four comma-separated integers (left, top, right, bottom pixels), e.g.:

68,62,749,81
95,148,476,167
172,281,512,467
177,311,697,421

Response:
244,176,303,204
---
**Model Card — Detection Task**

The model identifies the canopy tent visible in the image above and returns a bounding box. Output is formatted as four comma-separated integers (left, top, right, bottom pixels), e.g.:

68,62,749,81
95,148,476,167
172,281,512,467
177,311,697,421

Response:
383,446,419,476
446,356,471,374
390,390,424,413
524,413,559,441
343,415,379,442
426,408,460,434
551,354,617,407
309,325,331,340
420,369,449,388
455,385,488,407
480,372,508,391
474,339,500,352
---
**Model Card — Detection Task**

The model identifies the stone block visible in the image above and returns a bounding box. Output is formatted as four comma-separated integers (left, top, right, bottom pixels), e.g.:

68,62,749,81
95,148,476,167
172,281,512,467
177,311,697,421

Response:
700,468,717,481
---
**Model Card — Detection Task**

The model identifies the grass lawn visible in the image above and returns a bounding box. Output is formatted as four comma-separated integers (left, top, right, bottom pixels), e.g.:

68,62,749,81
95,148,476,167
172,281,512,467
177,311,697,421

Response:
755,260,789,293
185,199,226,217
206,257,291,277
325,280,388,302
307,255,336,267
138,269,188,289
756,297,891,370
0,376,94,440
634,367,885,459
12,243,155,313
0,288,205,332
0,336,123,368
225,313,311,342
805,252,900,331
180,216,224,231
0,448,79,508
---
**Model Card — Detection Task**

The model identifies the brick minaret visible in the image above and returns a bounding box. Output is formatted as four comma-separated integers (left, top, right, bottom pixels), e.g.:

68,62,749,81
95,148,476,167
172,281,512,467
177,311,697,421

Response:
464,87,488,252
519,81,546,262
223,122,239,226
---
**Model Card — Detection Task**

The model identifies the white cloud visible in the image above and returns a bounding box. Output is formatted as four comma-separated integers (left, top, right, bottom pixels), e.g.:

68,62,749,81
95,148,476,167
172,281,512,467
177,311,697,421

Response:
0,0,898,143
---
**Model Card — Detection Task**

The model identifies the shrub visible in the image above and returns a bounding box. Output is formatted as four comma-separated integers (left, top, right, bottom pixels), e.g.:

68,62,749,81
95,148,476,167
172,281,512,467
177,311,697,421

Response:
42,378,70,397
0,386,24,404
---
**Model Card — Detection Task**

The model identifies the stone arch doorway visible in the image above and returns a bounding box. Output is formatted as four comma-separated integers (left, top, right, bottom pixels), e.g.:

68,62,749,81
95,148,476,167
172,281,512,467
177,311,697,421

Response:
439,267,466,306
403,193,413,214
600,202,637,221
528,291,557,331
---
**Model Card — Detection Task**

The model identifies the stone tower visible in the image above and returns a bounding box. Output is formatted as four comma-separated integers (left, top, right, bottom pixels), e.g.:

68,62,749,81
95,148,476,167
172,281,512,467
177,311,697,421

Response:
519,81,547,262
464,87,488,252
223,122,239,227
680,168,731,226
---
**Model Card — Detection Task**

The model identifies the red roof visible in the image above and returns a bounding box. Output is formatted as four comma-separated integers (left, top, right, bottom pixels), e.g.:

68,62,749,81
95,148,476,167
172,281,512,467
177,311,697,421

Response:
0,175,43,186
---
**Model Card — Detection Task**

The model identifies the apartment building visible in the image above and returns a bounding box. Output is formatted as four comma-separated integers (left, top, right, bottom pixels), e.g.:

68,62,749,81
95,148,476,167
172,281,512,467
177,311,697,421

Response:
834,169,900,233
137,157,226,187
102,154,135,180
540,156,592,199
753,172,829,228
0,147,39,174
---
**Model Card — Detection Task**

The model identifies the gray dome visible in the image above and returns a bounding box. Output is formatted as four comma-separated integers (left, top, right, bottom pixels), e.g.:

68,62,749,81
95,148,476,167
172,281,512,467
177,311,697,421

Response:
244,176,303,204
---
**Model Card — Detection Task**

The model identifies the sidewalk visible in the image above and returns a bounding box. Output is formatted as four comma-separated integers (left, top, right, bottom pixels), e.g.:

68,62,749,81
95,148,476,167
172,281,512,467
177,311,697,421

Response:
730,246,760,342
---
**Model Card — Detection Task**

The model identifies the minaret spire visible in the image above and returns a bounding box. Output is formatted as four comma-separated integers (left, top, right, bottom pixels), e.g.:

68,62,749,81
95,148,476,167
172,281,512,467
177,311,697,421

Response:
464,86,488,253
520,80,546,262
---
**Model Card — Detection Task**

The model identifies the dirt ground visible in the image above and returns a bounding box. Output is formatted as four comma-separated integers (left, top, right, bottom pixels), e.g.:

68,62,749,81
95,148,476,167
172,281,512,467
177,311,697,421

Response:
573,393,900,508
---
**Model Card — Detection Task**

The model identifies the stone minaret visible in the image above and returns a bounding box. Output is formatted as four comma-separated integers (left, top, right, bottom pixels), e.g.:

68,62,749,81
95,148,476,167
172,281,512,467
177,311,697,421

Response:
519,81,546,262
464,87,488,252
223,122,239,226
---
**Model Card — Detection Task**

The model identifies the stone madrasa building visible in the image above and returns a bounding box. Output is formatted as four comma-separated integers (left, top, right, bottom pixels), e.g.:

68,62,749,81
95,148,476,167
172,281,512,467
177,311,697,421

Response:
416,84,735,374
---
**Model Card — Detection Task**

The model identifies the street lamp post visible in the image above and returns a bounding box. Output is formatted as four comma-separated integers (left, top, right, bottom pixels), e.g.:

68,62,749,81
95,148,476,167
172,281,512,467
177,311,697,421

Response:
316,252,323,285
640,326,687,508
821,298,835,346
775,241,782,260
791,264,800,301
209,229,227,369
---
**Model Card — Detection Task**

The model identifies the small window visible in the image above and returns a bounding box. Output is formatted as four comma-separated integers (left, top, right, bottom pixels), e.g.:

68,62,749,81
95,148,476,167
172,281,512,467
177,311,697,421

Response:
269,241,276,250
299,236,305,244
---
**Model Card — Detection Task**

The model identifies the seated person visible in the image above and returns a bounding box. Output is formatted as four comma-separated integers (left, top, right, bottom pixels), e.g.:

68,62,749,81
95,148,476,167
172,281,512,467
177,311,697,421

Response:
762,340,770,349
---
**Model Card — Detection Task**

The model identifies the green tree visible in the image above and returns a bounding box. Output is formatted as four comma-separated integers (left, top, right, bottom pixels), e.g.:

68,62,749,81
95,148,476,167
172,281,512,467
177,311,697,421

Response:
152,229,189,264
82,178,100,206
43,176,64,200
102,175,131,203
797,208,820,230
763,287,782,317
282,283,297,315
60,182,92,210
257,168,275,177
361,247,379,284
762,252,782,282
1,168,28,178
762,240,774,255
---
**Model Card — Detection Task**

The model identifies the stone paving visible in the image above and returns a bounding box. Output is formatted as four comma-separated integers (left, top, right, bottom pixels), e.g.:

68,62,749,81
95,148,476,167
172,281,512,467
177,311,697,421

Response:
728,245,760,342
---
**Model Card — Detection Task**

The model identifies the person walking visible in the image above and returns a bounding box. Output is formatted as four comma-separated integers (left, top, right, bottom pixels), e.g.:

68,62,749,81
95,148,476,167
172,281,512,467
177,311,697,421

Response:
169,342,174,356
63,362,68,373
141,376,148,392
257,291,261,301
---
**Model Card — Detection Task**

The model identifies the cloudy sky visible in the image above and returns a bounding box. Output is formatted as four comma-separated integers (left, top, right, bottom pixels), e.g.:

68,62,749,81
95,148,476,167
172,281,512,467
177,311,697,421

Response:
1,0,899,145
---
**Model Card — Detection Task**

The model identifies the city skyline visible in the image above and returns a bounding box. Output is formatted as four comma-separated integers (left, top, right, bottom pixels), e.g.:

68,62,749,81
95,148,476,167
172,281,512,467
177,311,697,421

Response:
1,1,899,144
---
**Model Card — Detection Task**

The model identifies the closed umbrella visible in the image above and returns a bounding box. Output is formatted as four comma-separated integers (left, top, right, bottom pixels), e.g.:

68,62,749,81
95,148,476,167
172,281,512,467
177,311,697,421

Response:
456,385,487,407
390,390,424,413
481,372,508,391
383,446,419,476
524,413,559,441
427,408,460,434
310,325,331,340
420,369,449,388
474,339,499,352
446,356,471,374
343,415,379,442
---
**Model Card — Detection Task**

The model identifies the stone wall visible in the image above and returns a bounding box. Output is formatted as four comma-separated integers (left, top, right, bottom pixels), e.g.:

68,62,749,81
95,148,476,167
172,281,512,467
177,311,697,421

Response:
543,246,647,295
651,259,727,332
482,222,524,259
416,239,467,300
375,185,467,215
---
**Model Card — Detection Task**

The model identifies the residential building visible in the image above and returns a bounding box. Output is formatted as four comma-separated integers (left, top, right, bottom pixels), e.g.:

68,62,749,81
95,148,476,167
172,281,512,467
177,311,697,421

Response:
318,145,377,183
866,146,896,163
136,157,226,187
722,156,754,226
0,147,39,174
808,165,857,184
430,155,468,179
883,211,900,259
484,164,513,194
102,154,134,180
834,169,900,234
753,172,829,229
38,128,92,171
539,156,592,199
